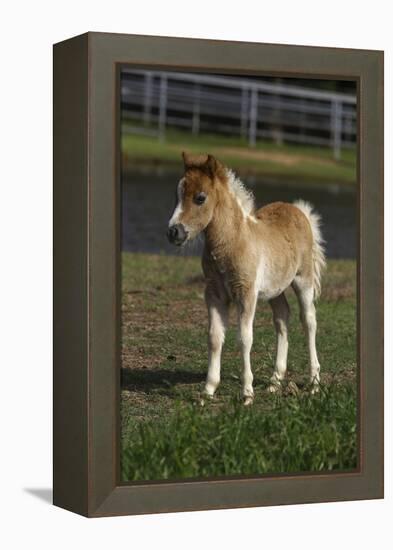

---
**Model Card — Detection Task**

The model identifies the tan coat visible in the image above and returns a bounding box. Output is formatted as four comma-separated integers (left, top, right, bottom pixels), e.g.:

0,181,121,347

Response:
168,153,326,402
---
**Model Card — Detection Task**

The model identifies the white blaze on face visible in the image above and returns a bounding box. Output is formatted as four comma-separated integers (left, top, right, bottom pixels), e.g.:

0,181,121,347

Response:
168,178,185,227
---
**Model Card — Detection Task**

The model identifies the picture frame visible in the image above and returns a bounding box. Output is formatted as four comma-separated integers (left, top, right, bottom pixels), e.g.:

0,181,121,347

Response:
53,32,384,517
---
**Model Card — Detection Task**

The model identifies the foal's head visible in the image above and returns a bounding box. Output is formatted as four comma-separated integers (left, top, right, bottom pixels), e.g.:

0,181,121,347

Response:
167,153,223,246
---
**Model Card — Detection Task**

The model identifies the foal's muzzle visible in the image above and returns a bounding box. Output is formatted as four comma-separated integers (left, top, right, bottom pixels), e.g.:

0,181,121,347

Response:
167,223,188,246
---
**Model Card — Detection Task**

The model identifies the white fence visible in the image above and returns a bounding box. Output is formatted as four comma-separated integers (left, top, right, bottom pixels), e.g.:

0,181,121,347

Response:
121,69,357,160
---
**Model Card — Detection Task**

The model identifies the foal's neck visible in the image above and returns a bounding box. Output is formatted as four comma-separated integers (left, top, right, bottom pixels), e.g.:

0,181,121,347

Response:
204,189,248,261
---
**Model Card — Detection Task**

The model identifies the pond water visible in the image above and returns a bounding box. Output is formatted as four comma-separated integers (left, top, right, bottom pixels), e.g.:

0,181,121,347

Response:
122,170,356,259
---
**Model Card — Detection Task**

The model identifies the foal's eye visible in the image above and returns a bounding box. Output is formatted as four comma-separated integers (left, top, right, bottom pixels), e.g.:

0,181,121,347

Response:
194,192,207,205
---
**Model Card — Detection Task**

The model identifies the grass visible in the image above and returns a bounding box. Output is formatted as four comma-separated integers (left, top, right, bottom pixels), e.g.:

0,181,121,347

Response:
121,124,356,185
121,253,357,481
122,388,357,480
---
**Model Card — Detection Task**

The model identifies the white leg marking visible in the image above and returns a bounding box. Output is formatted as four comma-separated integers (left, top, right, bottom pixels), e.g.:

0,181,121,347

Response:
237,296,257,402
204,299,228,397
268,294,290,393
294,281,321,392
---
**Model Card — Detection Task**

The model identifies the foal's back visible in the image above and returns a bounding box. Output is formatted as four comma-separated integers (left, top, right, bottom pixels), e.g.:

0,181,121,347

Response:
256,202,313,252
252,201,315,295
256,201,311,233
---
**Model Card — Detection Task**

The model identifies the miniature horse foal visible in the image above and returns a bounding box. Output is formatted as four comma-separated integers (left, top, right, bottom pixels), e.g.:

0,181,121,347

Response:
167,153,326,404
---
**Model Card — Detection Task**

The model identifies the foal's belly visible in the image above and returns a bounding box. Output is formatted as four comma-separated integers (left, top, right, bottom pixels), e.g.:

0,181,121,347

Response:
258,285,288,301
256,259,296,301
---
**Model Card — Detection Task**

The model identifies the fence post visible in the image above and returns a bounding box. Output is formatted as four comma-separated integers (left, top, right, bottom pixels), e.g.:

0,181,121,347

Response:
143,72,153,126
299,98,307,144
158,74,168,142
248,87,258,147
240,84,249,139
192,83,201,135
331,100,343,160
272,79,283,145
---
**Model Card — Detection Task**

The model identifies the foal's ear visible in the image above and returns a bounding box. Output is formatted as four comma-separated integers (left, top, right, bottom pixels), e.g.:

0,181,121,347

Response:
205,155,217,180
182,151,218,179
182,151,192,169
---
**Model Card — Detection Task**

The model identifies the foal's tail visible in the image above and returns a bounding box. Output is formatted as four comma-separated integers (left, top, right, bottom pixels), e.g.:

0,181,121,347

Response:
293,200,326,300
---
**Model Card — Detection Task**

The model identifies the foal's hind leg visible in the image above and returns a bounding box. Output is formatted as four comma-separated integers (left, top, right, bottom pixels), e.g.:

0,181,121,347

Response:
268,293,290,393
292,278,321,393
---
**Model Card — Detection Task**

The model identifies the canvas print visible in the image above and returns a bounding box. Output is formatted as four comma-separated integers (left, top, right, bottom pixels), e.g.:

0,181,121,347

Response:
120,68,357,482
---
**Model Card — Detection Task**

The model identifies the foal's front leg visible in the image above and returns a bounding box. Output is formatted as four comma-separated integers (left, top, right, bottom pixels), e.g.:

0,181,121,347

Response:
204,290,229,398
237,291,258,405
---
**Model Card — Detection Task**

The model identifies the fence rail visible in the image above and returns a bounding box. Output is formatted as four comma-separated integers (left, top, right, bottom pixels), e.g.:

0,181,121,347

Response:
121,69,357,160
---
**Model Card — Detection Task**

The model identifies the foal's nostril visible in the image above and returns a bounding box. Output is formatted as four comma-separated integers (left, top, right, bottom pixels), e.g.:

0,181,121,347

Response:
167,226,178,242
167,224,187,245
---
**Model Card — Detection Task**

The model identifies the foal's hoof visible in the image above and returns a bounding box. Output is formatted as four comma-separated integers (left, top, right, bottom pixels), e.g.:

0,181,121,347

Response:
243,396,254,406
287,381,300,396
310,384,320,395
268,383,281,394
200,392,214,406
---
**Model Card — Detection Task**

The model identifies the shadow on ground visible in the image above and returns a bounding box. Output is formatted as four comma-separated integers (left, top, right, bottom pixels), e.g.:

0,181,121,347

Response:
121,368,205,392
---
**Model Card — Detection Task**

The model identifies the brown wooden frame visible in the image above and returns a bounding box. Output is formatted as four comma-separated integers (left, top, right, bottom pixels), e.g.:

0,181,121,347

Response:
53,32,384,517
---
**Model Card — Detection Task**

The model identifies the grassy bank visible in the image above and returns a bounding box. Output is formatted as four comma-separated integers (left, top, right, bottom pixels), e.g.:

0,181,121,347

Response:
121,253,357,481
122,125,356,185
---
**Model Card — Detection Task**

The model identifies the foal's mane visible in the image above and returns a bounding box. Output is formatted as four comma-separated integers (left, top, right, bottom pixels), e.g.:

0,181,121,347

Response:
225,169,255,216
